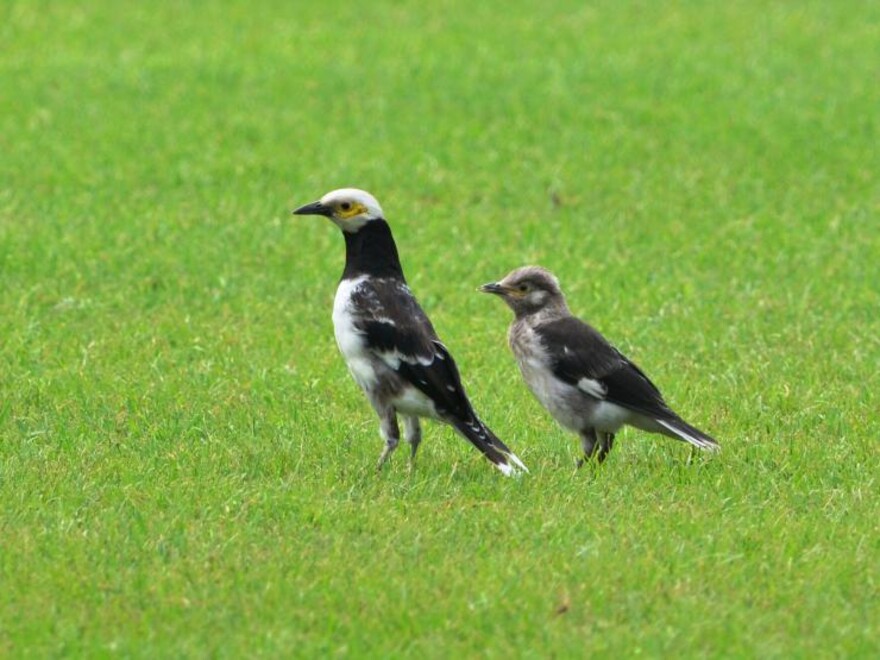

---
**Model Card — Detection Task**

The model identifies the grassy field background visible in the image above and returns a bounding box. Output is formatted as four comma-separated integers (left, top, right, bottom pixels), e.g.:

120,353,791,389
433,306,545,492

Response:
2,0,878,656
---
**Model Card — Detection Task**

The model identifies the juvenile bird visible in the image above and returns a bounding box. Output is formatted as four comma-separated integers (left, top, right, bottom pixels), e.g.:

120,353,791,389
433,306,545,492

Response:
294,188,527,476
480,266,719,464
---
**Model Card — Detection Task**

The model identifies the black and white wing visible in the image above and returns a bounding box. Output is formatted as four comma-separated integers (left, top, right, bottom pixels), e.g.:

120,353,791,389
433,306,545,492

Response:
349,279,460,414
535,316,671,417
535,317,718,450
352,279,526,472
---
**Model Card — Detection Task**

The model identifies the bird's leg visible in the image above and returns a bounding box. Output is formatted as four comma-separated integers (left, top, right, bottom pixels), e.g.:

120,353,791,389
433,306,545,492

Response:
596,432,615,463
577,428,599,468
376,409,400,471
403,415,422,463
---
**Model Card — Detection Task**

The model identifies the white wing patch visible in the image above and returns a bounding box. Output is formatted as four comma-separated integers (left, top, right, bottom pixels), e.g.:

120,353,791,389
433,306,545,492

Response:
377,351,402,370
577,377,607,399
376,348,435,370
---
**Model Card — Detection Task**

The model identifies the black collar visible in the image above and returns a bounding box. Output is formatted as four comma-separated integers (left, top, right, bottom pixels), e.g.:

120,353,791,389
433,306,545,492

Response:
341,219,406,281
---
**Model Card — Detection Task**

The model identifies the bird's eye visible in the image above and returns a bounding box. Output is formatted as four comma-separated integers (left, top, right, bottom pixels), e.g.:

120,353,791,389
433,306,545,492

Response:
340,202,352,211
518,284,529,292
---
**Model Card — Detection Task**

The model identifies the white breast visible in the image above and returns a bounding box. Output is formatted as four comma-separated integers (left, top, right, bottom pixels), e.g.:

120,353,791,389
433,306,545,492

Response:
332,276,378,389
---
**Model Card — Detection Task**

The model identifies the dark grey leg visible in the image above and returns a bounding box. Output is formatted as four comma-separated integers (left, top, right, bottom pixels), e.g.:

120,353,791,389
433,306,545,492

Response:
376,408,400,470
596,432,615,463
403,415,422,462
578,429,615,466
577,428,599,468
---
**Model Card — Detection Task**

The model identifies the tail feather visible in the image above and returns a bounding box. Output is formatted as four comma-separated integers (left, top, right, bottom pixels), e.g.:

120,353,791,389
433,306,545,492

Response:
452,418,529,476
656,417,720,451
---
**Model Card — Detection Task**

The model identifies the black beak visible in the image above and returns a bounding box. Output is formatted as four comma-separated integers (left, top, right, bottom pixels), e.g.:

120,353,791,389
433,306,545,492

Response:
292,200,332,217
479,282,506,295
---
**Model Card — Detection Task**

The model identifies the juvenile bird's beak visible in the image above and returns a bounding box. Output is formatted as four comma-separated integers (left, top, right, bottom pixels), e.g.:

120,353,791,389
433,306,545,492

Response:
480,282,506,295
292,200,332,217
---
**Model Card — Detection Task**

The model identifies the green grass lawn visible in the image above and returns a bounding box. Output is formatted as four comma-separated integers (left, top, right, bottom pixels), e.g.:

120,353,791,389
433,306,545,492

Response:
2,0,878,656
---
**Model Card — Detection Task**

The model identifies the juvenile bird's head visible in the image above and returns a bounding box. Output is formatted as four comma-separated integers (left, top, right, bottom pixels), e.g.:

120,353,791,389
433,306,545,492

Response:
480,266,568,319
293,188,384,233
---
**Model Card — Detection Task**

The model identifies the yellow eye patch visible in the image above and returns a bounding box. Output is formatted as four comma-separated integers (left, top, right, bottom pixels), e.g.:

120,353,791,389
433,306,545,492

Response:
337,202,368,219
505,284,530,298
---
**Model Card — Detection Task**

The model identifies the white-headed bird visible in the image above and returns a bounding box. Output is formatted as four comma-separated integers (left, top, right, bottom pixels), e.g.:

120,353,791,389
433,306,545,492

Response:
294,188,527,476
480,266,719,464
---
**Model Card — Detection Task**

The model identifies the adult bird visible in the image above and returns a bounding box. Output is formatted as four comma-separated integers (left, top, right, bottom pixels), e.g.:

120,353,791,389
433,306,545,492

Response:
480,266,719,464
293,188,527,476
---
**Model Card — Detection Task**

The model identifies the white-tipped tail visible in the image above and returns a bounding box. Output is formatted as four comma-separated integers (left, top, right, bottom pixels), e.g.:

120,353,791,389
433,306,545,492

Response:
507,451,529,474
657,418,720,451
453,418,530,476
494,451,529,477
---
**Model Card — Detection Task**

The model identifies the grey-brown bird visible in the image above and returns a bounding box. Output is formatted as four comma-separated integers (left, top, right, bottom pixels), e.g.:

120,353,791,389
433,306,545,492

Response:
294,188,527,475
480,266,719,464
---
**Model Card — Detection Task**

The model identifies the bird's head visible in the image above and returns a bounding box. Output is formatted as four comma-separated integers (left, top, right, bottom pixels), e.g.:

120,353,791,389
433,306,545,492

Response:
293,188,384,233
480,266,567,318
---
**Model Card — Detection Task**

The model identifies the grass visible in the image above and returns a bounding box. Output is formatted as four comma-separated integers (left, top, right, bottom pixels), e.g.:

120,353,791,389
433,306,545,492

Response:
1,0,878,656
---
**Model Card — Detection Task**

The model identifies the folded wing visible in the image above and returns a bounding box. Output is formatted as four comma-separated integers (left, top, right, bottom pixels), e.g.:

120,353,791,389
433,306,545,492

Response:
536,317,676,419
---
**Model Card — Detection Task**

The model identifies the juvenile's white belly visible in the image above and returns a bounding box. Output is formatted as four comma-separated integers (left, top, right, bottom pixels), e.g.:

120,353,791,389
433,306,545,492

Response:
519,357,629,433
588,400,630,433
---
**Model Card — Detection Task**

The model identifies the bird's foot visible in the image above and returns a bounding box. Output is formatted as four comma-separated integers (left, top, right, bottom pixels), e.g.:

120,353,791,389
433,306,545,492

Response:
376,452,392,472
576,453,609,470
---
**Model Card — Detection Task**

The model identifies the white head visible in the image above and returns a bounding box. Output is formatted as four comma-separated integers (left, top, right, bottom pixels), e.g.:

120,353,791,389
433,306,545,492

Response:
293,188,385,232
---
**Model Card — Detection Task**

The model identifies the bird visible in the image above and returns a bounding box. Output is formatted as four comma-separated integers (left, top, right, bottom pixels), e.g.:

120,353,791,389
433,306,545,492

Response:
480,266,719,464
293,188,527,476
